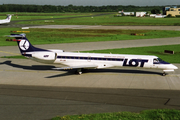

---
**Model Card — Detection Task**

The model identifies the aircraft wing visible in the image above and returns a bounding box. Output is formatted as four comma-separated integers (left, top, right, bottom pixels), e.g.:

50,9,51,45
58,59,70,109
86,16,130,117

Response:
52,65,98,70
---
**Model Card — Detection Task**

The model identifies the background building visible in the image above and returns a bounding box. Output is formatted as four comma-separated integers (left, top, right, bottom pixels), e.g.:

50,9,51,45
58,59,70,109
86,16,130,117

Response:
136,12,146,17
163,6,180,16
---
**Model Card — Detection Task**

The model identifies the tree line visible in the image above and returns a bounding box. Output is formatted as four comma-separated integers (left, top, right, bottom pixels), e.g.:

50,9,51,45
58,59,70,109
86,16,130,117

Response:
0,4,179,13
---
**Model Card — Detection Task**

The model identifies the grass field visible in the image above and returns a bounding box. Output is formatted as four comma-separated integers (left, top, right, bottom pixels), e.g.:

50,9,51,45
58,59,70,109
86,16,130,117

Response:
9,13,180,26
84,44,180,63
83,44,180,63
1,28,180,46
0,12,99,21
0,15,81,21
1,12,180,26
51,109,180,120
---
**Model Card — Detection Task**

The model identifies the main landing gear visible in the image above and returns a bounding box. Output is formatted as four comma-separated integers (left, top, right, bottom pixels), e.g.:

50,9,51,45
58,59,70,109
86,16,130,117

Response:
76,68,89,75
162,72,166,76
77,68,82,75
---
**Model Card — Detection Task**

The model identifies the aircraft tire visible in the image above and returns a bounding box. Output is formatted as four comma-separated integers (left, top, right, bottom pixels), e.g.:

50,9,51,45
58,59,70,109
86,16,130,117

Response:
162,72,166,76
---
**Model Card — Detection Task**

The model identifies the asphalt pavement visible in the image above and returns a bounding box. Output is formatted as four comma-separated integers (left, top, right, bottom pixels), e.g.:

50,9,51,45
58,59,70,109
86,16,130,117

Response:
0,85,180,120
0,57,180,120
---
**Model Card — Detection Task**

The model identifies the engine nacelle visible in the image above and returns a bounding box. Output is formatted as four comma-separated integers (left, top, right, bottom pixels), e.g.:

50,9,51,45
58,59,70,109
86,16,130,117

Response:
31,51,57,64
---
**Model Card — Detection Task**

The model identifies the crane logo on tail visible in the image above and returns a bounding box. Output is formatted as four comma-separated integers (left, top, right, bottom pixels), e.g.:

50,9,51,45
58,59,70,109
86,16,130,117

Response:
19,40,30,51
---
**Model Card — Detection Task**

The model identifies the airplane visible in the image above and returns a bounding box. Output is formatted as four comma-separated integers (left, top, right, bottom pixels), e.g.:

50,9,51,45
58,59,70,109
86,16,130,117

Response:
0,14,12,24
6,34,178,76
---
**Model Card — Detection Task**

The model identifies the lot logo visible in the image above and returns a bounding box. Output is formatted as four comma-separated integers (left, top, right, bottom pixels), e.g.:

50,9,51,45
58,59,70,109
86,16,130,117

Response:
123,59,148,67
19,40,30,51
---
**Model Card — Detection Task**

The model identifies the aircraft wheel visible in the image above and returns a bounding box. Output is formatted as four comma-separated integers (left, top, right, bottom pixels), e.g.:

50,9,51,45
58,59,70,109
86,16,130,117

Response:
78,72,82,75
162,72,166,76
77,69,82,75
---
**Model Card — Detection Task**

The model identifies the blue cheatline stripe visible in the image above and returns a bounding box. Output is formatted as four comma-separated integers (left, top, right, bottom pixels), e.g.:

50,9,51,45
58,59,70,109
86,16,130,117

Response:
57,56,124,61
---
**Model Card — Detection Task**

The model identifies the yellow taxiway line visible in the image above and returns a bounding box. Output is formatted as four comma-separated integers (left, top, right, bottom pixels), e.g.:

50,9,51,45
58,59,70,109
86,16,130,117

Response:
0,50,20,56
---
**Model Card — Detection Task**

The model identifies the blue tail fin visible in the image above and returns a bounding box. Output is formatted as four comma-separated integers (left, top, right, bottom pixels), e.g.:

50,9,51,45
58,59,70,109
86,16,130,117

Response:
8,34,48,55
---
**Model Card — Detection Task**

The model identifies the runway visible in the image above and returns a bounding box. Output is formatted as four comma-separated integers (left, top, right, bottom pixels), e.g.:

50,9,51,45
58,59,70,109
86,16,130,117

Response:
1,25,180,120
29,25,180,31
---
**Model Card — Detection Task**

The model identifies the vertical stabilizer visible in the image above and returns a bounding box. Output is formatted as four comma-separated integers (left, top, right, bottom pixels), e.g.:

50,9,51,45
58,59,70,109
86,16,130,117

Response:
6,15,12,22
7,34,48,55
0,14,12,24
6,34,56,63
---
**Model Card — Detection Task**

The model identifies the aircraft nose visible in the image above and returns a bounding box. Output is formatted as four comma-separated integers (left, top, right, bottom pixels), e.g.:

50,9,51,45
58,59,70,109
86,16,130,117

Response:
171,64,178,70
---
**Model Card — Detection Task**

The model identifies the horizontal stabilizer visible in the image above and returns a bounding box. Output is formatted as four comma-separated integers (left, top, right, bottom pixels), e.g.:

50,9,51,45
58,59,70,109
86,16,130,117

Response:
6,39,21,42
5,34,26,38
52,65,98,70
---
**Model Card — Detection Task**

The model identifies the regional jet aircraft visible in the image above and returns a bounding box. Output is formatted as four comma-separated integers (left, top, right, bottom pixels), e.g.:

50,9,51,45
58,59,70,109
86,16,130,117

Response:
0,14,12,24
6,34,178,76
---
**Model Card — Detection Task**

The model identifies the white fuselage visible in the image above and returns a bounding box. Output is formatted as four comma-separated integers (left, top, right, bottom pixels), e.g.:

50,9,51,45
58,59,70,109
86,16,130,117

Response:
29,50,177,72
7,33,178,75
55,52,149,68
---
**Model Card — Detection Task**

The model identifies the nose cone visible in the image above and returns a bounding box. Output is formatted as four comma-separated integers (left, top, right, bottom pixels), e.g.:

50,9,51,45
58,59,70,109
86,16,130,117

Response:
171,64,178,70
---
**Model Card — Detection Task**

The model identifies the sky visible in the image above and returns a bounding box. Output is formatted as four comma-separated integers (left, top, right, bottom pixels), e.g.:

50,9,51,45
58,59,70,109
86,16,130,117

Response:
1,0,180,6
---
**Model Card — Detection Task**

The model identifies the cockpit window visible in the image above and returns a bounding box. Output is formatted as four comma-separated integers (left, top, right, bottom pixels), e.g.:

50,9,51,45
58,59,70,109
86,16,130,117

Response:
157,58,163,62
153,58,163,64
153,58,159,63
